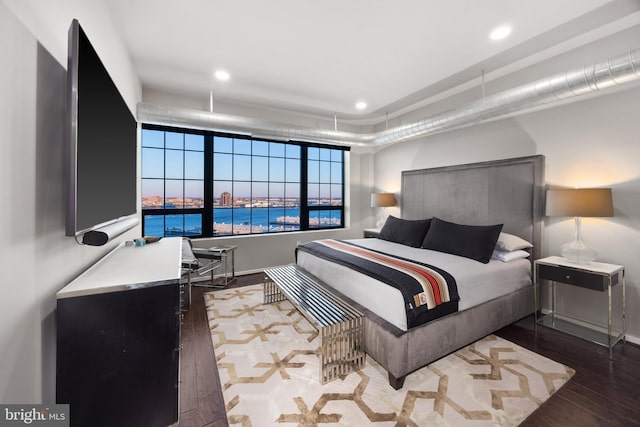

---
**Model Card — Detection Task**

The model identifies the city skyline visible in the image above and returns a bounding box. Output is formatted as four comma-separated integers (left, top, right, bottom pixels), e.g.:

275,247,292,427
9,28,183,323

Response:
142,179,341,200
141,194,342,209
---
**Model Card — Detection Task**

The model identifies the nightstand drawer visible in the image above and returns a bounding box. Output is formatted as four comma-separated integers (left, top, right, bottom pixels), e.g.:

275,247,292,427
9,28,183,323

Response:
363,229,380,238
538,264,617,291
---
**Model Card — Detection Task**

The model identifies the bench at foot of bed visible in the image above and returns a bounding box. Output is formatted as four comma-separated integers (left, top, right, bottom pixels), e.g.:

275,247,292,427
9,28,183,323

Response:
263,264,366,384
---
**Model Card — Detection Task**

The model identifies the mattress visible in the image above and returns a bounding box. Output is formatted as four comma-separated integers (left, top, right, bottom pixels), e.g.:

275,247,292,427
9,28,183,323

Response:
296,238,531,331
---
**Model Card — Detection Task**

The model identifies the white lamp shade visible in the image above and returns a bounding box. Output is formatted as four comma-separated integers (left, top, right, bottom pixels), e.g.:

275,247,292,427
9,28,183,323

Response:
545,188,613,217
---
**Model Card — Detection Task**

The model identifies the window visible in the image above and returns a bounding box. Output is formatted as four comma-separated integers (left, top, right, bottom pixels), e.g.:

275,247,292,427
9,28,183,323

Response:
142,129,205,237
141,125,348,237
307,146,343,229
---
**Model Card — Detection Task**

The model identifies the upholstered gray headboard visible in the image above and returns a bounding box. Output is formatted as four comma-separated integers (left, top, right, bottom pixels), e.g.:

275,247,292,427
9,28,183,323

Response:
401,155,544,260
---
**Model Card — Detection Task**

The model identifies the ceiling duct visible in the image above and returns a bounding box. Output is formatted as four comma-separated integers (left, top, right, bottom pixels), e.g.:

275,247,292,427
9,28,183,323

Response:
138,48,640,147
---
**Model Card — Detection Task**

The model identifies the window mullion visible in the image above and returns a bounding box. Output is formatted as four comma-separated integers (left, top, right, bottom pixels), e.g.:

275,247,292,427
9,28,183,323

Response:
163,131,167,235
203,134,214,236
300,146,309,230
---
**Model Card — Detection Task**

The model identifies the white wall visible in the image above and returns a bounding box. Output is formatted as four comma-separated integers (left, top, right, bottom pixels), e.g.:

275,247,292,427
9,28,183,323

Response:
2,0,141,113
0,1,141,403
372,29,640,342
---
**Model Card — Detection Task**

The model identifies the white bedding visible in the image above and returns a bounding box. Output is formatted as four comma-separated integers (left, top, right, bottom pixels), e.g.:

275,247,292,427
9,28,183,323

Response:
296,238,531,331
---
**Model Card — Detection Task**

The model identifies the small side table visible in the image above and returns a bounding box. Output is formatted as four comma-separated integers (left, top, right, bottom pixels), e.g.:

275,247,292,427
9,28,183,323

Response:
193,245,237,287
363,228,381,238
534,256,625,359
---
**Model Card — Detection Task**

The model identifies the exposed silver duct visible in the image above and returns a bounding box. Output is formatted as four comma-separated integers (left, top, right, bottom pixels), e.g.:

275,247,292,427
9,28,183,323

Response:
138,48,640,147
137,104,374,145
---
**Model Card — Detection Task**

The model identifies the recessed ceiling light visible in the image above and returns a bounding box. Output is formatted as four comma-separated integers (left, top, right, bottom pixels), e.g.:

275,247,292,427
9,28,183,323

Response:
489,25,512,41
355,101,367,110
214,70,230,81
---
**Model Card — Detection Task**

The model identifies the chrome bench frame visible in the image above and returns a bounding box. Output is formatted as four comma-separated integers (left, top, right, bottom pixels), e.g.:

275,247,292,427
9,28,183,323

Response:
264,264,365,384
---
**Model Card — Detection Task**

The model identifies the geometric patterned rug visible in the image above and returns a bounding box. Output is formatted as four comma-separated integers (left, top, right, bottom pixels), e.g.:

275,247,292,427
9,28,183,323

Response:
205,284,574,426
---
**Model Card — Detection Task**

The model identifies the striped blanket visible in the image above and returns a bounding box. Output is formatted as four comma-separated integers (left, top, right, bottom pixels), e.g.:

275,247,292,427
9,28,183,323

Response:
296,239,459,329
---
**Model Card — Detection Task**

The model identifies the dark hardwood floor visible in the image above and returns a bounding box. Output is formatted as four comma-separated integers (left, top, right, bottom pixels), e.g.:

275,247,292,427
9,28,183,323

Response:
178,273,640,426
178,274,262,427
501,318,640,427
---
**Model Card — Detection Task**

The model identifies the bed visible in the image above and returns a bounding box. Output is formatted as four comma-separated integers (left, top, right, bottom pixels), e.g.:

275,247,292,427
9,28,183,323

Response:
296,155,544,389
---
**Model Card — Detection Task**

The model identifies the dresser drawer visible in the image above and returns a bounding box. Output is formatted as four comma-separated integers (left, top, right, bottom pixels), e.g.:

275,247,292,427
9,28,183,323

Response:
537,264,617,291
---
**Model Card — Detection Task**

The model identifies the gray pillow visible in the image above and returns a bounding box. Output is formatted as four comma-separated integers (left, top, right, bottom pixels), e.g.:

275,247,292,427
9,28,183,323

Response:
379,216,431,248
422,217,503,264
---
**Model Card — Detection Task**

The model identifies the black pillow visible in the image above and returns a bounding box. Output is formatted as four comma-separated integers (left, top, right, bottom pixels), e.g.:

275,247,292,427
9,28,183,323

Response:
378,216,431,248
422,217,503,264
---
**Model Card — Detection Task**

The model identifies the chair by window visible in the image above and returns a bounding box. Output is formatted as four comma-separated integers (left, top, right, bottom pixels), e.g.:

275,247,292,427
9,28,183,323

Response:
181,238,223,310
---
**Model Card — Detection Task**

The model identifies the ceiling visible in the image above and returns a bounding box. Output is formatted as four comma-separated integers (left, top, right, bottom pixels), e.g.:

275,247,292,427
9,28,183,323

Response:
106,0,638,122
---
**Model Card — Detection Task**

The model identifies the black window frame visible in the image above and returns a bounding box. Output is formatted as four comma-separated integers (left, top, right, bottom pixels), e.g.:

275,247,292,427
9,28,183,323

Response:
140,123,349,238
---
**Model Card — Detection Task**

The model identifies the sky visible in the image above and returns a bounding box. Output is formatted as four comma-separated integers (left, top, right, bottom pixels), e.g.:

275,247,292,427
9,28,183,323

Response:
141,129,343,200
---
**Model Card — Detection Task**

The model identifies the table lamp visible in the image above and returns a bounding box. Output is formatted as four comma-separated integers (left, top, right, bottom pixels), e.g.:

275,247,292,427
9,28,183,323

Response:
371,192,397,228
545,188,614,265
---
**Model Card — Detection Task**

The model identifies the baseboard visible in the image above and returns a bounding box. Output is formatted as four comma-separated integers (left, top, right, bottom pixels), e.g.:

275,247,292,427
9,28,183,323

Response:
186,268,264,285
236,268,267,276
627,334,640,346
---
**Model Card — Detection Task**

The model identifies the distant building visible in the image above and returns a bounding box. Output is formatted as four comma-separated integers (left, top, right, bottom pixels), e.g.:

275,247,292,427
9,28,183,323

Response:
220,191,232,207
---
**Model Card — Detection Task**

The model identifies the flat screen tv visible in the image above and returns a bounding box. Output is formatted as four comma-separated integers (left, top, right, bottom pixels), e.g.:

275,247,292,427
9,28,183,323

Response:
66,19,138,243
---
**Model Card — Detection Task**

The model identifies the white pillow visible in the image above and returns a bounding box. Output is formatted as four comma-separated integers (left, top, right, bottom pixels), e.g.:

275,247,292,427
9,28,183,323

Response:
495,232,533,252
492,249,530,262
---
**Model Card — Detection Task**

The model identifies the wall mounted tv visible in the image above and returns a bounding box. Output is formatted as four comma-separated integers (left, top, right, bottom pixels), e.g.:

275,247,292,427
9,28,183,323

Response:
66,19,138,245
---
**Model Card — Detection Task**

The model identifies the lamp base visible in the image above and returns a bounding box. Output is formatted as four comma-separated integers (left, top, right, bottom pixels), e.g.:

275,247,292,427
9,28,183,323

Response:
561,239,597,265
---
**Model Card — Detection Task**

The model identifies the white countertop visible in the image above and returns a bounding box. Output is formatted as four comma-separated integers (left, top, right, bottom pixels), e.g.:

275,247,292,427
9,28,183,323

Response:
536,256,623,275
57,237,183,299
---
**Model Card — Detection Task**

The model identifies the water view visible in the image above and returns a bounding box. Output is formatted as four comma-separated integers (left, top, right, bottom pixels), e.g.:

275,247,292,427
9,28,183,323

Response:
143,206,342,237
